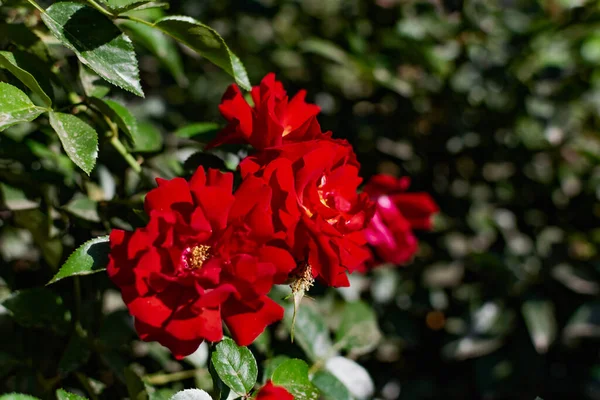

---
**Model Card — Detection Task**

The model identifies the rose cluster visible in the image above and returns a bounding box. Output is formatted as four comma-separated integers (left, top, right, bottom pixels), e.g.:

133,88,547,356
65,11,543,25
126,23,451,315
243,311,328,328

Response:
107,74,438,358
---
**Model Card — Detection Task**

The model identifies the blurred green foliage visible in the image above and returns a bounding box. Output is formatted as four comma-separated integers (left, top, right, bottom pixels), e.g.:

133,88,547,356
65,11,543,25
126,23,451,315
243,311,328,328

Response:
1,0,600,399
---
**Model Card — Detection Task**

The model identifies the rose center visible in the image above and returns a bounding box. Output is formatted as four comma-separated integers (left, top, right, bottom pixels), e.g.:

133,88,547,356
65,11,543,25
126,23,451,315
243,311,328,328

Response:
183,245,211,269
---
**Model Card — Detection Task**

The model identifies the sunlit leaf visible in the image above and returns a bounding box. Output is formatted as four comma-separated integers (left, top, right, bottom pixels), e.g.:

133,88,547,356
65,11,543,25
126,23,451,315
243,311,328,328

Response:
48,236,109,284
0,82,46,132
271,359,319,400
152,16,251,90
41,2,144,96
49,112,98,175
0,51,52,106
210,337,257,396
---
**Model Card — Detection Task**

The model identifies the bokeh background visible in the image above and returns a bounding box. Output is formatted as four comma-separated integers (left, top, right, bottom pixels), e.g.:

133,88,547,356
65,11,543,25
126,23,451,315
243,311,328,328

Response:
2,0,600,399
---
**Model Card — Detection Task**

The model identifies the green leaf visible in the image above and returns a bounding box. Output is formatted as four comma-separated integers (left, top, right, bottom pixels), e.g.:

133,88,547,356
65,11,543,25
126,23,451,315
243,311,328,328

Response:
0,82,46,132
283,302,334,362
0,183,39,210
2,288,70,335
522,300,557,354
174,122,220,138
120,18,186,86
271,359,319,400
130,121,162,152
208,353,230,400
56,389,88,400
335,301,382,356
89,97,137,144
63,195,100,222
324,356,373,400
49,112,98,175
79,64,110,98
0,51,52,106
48,236,109,284
41,2,144,97
311,371,353,400
210,337,257,396
262,355,289,383
152,16,251,90
0,394,40,400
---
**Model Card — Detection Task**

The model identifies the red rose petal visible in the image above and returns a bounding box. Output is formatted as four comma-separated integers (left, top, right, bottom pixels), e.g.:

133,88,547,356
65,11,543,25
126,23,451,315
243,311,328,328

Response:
222,295,284,346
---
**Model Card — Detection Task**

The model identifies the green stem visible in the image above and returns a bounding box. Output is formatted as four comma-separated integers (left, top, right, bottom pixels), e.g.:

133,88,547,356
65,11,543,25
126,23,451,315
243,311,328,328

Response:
85,0,114,18
144,369,205,386
26,0,45,13
118,14,155,28
111,136,141,173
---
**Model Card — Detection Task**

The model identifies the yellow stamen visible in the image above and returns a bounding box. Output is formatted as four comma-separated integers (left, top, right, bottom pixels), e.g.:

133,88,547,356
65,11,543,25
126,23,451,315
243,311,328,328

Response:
187,245,211,269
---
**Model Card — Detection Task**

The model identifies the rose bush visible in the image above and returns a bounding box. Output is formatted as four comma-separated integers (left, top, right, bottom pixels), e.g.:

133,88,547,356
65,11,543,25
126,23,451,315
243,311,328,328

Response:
3,1,593,399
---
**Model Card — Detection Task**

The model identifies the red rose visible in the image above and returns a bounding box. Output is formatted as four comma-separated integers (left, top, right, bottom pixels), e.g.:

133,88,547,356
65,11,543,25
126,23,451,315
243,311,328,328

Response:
207,73,323,150
241,139,374,287
107,168,295,359
255,381,294,400
363,174,438,265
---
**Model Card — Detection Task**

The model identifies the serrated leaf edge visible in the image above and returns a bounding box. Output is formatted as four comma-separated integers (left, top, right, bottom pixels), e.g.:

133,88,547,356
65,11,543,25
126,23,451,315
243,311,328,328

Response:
41,2,144,97
48,235,109,285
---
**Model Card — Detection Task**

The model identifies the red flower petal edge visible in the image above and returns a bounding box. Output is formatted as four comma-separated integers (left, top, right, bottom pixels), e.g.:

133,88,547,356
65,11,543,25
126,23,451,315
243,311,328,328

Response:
255,381,294,400
107,167,295,359
207,73,323,150
363,174,439,266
